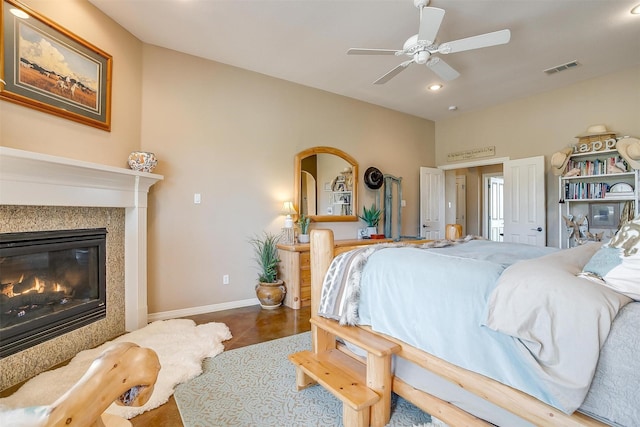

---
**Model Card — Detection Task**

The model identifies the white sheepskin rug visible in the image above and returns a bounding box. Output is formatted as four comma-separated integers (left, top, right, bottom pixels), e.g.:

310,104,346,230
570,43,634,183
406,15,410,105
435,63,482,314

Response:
0,319,232,419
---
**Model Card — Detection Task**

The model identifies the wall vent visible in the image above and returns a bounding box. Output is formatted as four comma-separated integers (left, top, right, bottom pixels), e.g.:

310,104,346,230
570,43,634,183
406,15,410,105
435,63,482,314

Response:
544,60,580,75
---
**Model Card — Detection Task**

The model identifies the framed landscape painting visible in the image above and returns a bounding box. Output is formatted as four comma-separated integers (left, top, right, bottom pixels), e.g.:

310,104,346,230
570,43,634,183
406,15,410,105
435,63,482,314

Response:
1,0,112,131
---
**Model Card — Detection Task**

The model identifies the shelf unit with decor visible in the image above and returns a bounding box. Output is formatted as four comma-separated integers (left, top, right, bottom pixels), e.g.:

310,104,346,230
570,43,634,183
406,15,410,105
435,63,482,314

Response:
558,148,639,248
330,190,352,216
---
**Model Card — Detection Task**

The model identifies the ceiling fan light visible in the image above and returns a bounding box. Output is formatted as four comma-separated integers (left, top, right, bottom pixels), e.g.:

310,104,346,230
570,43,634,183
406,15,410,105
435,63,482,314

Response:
415,50,430,64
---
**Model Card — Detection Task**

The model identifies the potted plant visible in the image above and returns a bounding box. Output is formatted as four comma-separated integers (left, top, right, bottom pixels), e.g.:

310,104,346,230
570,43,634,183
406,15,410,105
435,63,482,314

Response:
297,213,311,243
359,203,382,237
250,232,286,309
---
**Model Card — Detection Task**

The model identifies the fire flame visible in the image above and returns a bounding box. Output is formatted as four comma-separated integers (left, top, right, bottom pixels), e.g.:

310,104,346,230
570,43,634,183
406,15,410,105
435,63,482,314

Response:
1,276,67,298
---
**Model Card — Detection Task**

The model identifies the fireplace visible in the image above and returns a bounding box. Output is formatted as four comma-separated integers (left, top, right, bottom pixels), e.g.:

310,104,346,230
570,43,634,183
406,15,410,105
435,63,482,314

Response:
1,147,161,390
0,228,107,358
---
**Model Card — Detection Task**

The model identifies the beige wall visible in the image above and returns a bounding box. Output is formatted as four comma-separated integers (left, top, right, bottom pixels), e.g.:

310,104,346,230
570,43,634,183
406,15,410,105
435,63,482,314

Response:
0,0,142,166
141,45,434,314
436,66,640,246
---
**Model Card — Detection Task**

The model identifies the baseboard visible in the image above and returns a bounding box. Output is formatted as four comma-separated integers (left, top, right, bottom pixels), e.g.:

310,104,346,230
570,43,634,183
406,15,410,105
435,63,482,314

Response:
147,298,259,322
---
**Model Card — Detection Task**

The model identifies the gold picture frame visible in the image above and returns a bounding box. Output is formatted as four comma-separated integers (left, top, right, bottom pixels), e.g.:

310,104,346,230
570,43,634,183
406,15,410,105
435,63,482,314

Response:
1,0,112,131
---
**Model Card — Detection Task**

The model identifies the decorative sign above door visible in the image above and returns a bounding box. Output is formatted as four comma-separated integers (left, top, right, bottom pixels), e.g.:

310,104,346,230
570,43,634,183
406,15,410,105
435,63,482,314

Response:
447,146,495,162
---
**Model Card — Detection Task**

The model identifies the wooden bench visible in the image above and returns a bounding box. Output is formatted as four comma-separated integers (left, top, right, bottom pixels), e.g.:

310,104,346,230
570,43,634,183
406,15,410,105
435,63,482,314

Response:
288,316,400,427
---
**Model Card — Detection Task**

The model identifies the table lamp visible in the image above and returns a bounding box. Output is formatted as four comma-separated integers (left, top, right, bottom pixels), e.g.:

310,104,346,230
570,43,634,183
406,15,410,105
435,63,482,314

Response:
282,201,296,228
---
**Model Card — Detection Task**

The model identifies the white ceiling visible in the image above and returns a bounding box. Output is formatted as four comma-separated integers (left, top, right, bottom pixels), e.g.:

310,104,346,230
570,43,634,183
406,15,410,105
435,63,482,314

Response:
88,0,640,121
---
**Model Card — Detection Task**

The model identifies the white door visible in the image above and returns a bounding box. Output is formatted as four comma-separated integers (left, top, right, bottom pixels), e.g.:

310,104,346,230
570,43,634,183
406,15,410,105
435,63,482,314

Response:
420,167,445,239
488,176,504,241
503,156,546,246
455,175,466,235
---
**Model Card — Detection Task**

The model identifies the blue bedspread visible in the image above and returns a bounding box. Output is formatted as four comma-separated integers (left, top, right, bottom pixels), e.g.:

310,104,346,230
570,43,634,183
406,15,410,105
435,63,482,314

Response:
319,238,636,421
353,240,562,408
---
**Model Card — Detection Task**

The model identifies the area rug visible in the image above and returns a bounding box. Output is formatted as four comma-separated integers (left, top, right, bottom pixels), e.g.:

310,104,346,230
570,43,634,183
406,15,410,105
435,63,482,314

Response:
0,319,231,419
175,332,447,427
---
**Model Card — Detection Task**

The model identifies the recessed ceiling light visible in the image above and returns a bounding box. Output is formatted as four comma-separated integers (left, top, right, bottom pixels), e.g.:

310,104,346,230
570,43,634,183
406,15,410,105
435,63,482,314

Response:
631,4,640,14
10,8,29,19
448,106,458,111
428,84,443,91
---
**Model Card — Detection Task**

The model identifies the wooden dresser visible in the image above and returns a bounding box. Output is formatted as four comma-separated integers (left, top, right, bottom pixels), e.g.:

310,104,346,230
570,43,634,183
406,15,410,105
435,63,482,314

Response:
277,238,393,309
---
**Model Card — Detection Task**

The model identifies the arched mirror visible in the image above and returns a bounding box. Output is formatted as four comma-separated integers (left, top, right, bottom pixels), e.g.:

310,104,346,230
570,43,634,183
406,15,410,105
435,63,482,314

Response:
294,147,359,222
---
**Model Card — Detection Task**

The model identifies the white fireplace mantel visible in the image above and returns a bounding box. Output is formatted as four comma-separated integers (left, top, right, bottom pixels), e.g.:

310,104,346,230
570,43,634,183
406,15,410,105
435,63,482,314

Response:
0,147,163,331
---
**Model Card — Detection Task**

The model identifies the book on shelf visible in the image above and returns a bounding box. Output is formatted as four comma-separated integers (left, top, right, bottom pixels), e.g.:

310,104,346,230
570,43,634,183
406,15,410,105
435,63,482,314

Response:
564,182,609,200
566,155,630,176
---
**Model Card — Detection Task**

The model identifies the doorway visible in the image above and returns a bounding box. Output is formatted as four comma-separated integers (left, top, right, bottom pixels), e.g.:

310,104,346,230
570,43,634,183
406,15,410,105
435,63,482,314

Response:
455,175,466,236
483,173,504,241
422,156,546,246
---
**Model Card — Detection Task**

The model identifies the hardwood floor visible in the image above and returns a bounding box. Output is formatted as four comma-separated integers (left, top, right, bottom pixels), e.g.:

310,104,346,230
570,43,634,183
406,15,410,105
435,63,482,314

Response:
0,305,310,426
132,304,311,426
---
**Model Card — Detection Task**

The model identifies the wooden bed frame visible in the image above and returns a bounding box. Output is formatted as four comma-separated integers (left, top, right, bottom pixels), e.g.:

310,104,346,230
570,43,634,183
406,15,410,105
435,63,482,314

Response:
1,342,160,427
289,229,607,427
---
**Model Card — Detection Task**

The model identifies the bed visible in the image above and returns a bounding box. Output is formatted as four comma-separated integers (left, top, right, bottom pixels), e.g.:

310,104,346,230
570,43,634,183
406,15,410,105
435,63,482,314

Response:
298,228,640,427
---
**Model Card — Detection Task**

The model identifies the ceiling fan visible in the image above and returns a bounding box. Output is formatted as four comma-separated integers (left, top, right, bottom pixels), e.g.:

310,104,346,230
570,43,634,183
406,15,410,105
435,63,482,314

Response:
347,0,511,84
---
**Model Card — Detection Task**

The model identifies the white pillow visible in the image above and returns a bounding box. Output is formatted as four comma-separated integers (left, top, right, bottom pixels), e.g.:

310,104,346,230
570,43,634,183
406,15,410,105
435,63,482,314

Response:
602,260,640,300
586,217,640,300
608,216,640,257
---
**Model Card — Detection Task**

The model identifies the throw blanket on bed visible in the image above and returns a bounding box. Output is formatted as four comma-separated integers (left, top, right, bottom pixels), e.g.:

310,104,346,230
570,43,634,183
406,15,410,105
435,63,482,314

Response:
318,240,631,414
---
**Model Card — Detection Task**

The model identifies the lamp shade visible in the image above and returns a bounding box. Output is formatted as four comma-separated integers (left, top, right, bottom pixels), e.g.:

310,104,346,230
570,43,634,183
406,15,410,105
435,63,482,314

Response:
282,201,296,228
281,201,296,216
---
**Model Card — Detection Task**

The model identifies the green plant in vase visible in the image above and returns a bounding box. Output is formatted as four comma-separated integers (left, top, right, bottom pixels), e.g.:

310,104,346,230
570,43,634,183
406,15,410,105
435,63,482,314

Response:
297,214,311,243
359,203,382,237
249,232,285,309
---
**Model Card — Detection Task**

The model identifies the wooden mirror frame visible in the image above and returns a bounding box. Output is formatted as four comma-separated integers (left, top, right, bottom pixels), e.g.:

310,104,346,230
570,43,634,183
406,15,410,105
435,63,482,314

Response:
294,146,359,223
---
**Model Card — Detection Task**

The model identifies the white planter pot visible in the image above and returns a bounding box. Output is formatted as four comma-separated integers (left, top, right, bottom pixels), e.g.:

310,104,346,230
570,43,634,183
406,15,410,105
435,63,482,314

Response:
366,227,377,237
297,234,310,243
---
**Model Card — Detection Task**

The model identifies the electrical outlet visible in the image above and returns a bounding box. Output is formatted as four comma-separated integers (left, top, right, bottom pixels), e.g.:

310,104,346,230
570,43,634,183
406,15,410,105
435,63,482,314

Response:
222,274,229,285
194,193,201,204
401,199,406,207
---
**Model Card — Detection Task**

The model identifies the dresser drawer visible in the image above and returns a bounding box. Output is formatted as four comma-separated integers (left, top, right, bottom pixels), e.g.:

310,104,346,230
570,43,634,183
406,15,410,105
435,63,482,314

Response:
300,268,311,285
300,265,311,307
300,286,311,307
300,252,310,268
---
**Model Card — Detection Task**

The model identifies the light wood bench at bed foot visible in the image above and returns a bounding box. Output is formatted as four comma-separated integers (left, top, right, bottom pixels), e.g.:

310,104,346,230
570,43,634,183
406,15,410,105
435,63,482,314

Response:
289,349,379,427
289,316,401,427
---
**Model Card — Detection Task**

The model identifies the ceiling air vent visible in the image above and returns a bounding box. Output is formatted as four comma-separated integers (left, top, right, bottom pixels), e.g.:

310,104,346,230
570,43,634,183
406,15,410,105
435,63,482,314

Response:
544,60,580,75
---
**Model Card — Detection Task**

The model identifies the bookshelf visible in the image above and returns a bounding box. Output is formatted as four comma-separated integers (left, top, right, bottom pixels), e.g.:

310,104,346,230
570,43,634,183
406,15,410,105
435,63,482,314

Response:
558,149,639,248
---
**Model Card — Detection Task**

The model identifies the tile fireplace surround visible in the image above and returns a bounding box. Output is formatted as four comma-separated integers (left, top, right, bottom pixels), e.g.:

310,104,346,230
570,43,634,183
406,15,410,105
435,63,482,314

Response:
0,147,162,389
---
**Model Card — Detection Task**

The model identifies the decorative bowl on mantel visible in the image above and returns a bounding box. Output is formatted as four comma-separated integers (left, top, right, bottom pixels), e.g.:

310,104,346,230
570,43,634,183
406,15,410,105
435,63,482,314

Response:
128,151,157,173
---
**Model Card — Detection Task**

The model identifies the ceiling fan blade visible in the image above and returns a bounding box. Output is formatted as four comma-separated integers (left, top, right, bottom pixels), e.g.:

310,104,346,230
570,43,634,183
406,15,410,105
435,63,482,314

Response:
418,7,445,45
374,60,414,84
426,57,460,81
438,29,511,54
347,48,399,55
